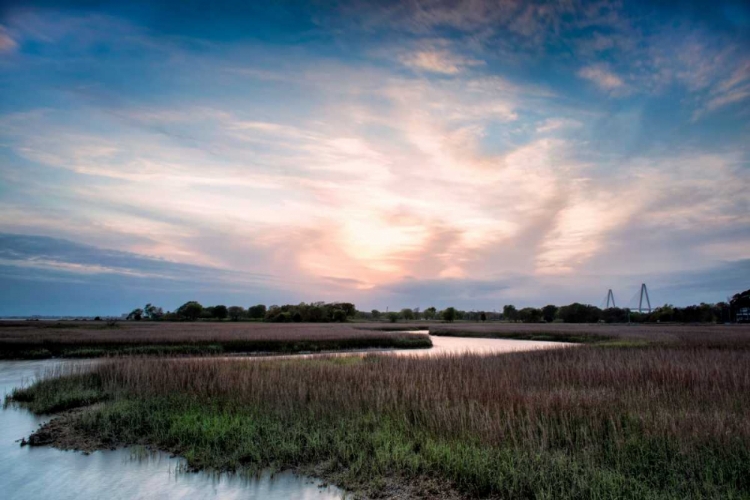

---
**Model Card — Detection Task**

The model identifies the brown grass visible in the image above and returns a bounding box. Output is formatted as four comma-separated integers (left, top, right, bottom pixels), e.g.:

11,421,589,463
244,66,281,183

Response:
0,321,431,358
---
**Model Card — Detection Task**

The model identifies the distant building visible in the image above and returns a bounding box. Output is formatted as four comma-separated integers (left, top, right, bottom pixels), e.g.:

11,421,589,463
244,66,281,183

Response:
730,289,750,323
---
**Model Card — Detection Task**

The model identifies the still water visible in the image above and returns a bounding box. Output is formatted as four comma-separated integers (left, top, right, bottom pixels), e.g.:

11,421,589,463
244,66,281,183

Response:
393,331,571,356
0,360,346,500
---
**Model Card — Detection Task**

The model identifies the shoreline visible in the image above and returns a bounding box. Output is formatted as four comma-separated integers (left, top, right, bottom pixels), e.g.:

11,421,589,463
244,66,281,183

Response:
17,403,463,500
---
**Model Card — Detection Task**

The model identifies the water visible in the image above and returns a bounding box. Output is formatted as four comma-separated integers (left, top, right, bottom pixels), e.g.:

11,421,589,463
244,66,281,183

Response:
261,331,572,360
396,331,572,356
0,360,346,500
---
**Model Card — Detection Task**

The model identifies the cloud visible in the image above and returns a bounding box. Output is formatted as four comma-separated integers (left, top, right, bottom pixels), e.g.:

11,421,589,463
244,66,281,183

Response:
398,48,484,74
535,118,582,133
577,64,627,94
0,25,18,52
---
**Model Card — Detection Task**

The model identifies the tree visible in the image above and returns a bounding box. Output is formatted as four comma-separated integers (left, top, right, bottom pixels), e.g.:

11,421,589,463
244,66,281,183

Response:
176,301,203,321
442,307,457,322
556,303,601,323
423,307,437,320
144,303,164,320
541,305,558,323
127,308,143,321
247,304,267,320
518,307,542,323
400,308,415,321
212,305,228,320
480,311,487,322
502,305,518,322
387,312,400,323
371,309,381,320
332,309,347,322
227,306,245,321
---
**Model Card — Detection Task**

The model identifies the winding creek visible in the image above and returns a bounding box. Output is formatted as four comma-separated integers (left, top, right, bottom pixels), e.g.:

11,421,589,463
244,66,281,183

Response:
1,333,569,499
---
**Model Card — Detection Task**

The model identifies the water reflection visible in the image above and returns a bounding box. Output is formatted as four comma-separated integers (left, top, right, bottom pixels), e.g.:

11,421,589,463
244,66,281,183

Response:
394,331,573,356
0,360,346,500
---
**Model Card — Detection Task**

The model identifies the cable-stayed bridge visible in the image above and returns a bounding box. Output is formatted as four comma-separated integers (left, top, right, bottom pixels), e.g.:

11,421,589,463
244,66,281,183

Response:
599,284,652,313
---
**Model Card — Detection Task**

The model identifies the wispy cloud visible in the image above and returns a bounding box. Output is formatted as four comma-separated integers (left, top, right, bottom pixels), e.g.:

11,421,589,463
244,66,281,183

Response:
398,47,484,74
0,25,17,52
577,64,627,95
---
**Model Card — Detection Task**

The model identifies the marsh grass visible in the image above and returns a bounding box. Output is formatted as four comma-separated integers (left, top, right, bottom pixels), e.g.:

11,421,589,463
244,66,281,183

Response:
10,341,750,498
0,321,431,359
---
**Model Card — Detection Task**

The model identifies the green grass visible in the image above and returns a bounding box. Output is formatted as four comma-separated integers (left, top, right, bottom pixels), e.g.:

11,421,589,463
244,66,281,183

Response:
15,386,750,499
8,373,106,414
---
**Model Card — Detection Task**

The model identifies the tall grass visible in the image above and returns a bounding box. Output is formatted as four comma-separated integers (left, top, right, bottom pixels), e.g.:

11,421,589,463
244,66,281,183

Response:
13,342,750,498
0,321,431,359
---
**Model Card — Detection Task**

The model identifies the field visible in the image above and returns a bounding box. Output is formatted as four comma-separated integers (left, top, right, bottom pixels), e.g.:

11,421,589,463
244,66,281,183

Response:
0,321,431,359
9,323,750,499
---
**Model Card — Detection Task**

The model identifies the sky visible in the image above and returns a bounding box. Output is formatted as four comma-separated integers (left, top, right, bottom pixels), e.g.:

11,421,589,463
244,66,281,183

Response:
0,0,749,316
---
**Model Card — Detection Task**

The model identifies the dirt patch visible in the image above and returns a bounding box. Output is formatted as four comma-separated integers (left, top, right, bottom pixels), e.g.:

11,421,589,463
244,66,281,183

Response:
21,405,116,453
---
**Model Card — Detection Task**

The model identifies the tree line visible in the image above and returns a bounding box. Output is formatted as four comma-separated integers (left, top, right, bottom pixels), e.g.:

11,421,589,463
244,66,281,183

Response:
126,301,356,322
126,289,750,324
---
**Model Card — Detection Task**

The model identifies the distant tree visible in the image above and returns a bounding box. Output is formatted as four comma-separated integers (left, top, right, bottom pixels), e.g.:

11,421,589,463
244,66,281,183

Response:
601,307,629,323
556,303,600,323
332,309,347,322
413,307,421,320
212,305,228,320
292,311,303,322
518,307,542,323
336,303,357,318
143,303,164,320
227,306,245,321
423,307,437,320
541,305,558,323
94,316,101,321
371,309,381,320
502,305,518,322
711,302,729,323
442,307,457,323
176,301,203,321
271,311,291,322
127,308,143,321
400,308,415,321
247,304,267,320
387,312,400,323
480,311,487,322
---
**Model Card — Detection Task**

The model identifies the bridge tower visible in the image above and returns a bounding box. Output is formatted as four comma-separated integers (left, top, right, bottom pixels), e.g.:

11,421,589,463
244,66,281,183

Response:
606,289,616,308
638,283,652,313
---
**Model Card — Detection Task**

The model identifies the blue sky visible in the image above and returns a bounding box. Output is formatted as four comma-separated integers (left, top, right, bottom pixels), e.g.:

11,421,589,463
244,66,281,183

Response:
0,0,749,315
